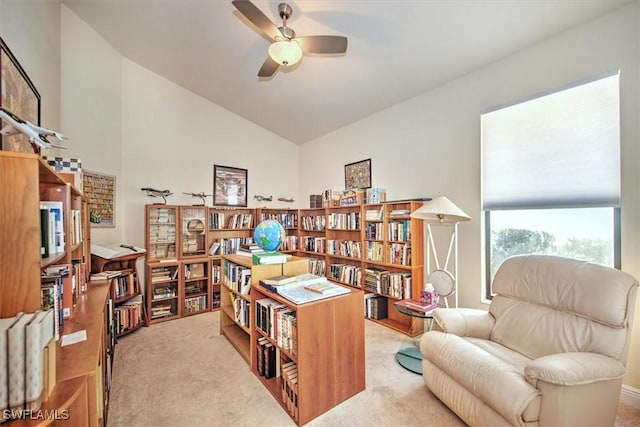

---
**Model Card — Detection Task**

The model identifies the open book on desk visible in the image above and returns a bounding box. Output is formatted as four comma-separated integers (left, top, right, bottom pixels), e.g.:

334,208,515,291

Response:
91,242,146,259
275,274,350,305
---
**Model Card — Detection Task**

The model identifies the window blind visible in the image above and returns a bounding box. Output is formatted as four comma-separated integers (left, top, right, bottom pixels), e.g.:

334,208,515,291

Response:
482,74,620,210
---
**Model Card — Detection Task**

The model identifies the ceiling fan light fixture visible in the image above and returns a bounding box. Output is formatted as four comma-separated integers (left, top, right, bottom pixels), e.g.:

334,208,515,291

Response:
268,39,302,67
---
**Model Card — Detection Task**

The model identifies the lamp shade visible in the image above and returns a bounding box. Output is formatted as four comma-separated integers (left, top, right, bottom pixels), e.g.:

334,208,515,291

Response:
268,40,302,66
410,196,471,223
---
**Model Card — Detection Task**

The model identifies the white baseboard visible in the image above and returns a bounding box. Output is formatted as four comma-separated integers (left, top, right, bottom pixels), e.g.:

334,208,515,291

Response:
620,384,640,408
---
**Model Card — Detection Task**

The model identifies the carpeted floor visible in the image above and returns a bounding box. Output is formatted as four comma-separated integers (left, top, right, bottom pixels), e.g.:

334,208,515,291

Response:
107,311,640,427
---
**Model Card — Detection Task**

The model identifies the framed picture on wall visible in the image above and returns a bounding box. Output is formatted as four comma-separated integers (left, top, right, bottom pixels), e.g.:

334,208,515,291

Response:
83,170,116,228
345,158,372,189
213,164,248,207
0,36,41,154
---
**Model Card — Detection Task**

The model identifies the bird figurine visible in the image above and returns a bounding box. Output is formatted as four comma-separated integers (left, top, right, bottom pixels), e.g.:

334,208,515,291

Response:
0,107,68,154
183,192,213,206
141,187,173,204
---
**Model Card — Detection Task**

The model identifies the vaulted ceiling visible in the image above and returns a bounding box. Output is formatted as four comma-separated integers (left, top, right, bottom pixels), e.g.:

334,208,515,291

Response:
62,0,630,144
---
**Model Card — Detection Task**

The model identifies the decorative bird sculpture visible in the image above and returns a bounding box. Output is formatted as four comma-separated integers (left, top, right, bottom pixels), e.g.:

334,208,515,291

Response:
0,107,67,153
141,187,173,204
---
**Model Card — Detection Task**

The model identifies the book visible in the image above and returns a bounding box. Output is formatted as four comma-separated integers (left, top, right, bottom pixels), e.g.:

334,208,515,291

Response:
303,282,334,294
252,252,288,265
90,270,123,282
8,312,36,411
260,275,296,286
394,298,438,314
236,244,265,257
91,242,146,259
40,201,64,253
25,309,54,411
0,315,20,415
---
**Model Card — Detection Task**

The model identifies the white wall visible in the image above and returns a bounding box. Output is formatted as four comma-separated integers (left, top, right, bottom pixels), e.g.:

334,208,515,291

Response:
0,0,60,133
299,2,640,386
61,4,123,243
119,58,300,249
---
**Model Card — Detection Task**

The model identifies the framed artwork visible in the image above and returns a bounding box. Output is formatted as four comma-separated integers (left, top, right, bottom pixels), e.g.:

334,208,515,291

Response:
0,36,41,154
83,170,116,228
345,158,372,189
213,165,248,207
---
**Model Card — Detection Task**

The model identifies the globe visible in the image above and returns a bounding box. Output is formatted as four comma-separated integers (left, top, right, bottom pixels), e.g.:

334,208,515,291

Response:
253,219,286,252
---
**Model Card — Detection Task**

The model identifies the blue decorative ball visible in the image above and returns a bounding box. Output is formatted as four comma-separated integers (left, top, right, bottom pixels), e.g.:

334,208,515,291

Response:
253,220,286,252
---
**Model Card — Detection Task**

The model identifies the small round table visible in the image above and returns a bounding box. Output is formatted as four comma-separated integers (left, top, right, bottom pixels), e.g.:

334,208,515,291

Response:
394,304,435,375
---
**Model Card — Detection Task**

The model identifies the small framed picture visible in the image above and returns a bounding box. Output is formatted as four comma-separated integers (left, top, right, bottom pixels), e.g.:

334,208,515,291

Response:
213,165,248,207
344,158,371,190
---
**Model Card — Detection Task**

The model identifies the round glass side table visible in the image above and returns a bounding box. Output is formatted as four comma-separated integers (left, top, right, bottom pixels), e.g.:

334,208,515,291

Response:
394,304,435,375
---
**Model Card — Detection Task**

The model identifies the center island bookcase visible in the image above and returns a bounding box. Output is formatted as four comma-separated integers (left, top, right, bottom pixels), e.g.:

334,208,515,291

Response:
220,254,365,425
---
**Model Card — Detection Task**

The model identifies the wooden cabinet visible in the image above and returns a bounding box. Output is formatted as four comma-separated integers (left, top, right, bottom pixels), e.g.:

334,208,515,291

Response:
219,254,308,364
146,261,180,323
250,270,365,425
207,207,255,256
145,205,178,262
179,206,207,258
182,257,210,315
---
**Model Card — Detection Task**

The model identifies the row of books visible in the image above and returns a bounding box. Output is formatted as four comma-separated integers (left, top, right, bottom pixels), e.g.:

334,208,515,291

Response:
255,298,298,356
388,220,411,242
148,208,176,224
114,296,143,335
150,302,176,320
149,265,179,283
0,309,56,419
208,237,253,256
365,222,383,239
40,201,64,258
320,188,386,207
113,273,139,301
365,241,384,261
301,236,325,253
148,223,176,243
223,262,252,294
364,294,388,320
327,212,361,230
389,242,412,266
184,295,208,314
328,264,361,287
152,285,176,300
148,241,176,259
326,239,361,258
365,206,384,221
208,213,253,230
259,213,298,229
231,294,250,328
309,258,326,276
364,268,412,299
300,215,325,231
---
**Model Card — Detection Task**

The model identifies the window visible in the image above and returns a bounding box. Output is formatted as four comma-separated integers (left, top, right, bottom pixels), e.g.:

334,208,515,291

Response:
481,74,621,298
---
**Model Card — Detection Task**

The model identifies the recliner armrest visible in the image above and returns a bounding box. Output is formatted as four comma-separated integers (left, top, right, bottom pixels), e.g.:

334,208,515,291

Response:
525,352,626,387
432,308,494,339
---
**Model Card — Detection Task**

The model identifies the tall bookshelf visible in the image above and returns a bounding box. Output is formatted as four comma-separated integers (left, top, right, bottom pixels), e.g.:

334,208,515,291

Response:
0,152,111,425
294,200,425,336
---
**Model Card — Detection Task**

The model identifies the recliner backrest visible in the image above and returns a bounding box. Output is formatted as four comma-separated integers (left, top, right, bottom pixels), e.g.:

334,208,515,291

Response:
488,255,638,362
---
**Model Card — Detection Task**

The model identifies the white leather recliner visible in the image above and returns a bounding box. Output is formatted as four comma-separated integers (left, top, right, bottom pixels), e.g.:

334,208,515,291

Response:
420,255,638,427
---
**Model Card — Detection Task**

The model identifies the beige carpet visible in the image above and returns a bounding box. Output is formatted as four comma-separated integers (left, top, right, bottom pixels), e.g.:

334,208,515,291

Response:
107,311,640,427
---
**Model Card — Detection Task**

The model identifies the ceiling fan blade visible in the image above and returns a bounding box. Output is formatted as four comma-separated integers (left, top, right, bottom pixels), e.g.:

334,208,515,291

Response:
296,35,348,54
232,0,282,41
258,56,280,78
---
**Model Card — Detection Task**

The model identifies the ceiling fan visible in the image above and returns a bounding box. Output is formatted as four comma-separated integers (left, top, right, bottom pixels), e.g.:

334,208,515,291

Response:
232,0,348,77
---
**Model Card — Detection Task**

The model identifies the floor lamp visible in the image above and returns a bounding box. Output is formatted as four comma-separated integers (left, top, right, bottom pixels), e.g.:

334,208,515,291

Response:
410,196,471,308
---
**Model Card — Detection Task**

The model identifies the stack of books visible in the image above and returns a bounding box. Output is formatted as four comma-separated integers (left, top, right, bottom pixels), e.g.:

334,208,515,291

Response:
236,244,265,257
252,251,287,265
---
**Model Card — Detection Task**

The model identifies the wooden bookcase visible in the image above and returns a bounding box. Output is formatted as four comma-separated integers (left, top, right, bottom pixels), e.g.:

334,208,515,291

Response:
91,251,146,337
219,254,308,364
144,204,215,324
251,271,365,425
0,152,111,426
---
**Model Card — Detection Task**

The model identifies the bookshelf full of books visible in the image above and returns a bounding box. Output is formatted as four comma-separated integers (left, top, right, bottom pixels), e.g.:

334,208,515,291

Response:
219,254,308,365
182,258,211,315
207,207,256,257
251,273,365,425
0,152,117,425
146,261,180,323
324,205,363,289
145,205,178,261
297,207,327,277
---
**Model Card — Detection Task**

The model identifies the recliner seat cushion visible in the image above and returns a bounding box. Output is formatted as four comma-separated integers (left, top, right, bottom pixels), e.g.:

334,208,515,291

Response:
421,332,541,425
